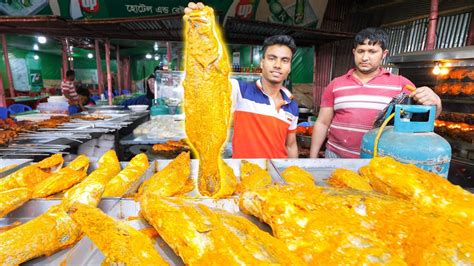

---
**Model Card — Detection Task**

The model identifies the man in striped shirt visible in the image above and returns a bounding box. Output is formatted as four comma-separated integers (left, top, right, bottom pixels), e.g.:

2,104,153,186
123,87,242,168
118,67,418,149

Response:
309,28,442,158
61,70,79,107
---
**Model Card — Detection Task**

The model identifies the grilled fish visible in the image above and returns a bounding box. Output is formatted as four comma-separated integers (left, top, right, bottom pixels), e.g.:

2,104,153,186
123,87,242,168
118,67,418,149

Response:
182,6,236,197
69,204,168,265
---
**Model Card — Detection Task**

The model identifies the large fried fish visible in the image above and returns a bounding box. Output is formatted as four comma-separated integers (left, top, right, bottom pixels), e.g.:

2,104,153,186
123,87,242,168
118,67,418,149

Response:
182,6,236,197
0,188,31,218
103,153,149,197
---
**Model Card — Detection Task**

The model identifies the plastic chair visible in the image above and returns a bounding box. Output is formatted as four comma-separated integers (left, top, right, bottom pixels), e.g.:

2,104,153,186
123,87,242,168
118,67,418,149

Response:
91,95,100,101
0,107,8,119
122,89,130,95
68,105,79,115
8,104,32,115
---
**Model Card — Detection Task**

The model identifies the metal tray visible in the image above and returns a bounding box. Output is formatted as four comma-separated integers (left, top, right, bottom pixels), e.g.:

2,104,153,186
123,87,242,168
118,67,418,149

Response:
0,159,32,178
270,158,371,186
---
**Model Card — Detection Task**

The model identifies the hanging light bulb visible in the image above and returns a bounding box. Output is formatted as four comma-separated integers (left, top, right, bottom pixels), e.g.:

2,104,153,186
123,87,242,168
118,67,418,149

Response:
37,36,47,44
432,63,441,75
33,43,39,51
145,53,152,59
69,45,74,52
154,42,159,51
33,54,39,60
154,54,160,61
68,56,74,61
87,53,94,59
440,67,449,76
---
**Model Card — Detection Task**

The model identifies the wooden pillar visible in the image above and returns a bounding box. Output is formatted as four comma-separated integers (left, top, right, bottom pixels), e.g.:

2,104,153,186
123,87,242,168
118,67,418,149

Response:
116,45,122,94
95,39,104,95
123,57,131,91
105,39,113,105
0,71,6,107
61,39,68,79
1,34,15,97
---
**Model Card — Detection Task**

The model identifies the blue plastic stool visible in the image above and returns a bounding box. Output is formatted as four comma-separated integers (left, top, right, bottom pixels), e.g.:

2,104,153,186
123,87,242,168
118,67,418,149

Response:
8,104,32,115
68,105,79,115
0,107,8,119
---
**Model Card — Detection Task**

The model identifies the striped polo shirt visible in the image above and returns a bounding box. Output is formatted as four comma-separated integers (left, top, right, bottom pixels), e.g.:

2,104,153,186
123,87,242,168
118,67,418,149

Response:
61,80,79,103
321,68,414,158
231,79,299,159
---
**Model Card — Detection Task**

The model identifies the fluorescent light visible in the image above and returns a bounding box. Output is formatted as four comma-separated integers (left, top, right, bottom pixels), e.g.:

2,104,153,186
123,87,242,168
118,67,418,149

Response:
33,54,39,60
154,42,159,51
87,53,93,59
145,53,152,59
33,43,39,50
154,55,159,61
37,36,47,44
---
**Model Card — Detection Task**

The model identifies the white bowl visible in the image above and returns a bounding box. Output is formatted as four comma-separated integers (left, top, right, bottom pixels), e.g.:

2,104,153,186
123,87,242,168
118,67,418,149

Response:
128,105,148,112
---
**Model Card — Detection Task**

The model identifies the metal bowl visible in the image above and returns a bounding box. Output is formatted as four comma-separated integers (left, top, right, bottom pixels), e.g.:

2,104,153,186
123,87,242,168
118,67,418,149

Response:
296,134,312,149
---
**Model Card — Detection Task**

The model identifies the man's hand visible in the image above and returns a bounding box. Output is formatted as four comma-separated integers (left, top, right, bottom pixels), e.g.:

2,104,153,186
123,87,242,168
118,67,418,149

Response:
184,2,204,14
409,86,442,117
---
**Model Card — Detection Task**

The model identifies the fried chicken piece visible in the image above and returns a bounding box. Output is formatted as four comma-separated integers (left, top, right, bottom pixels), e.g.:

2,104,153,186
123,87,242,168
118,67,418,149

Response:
281,166,315,187
69,204,168,266
102,153,149,197
0,154,63,192
0,188,31,217
236,160,272,193
140,194,304,265
327,168,373,191
137,152,192,198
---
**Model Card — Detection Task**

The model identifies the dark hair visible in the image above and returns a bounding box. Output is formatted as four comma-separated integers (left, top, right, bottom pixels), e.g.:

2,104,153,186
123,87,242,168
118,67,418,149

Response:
262,35,296,58
66,70,75,78
76,85,90,98
354,27,389,50
145,74,155,99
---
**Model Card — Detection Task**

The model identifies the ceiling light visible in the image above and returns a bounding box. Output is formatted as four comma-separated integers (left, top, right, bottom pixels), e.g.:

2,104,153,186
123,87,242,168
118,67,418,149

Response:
37,36,47,44
33,43,39,50
68,56,74,61
154,54,160,61
33,54,39,60
154,42,159,51
145,53,152,59
87,53,93,59
432,64,441,75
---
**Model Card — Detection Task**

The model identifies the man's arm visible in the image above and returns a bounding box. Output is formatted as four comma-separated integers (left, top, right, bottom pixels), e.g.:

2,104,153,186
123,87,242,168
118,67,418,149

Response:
309,107,334,158
410,86,442,117
286,132,298,158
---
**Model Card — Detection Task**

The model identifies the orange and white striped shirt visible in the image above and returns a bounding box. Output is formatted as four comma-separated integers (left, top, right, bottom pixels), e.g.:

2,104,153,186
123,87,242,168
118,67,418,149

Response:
61,80,78,103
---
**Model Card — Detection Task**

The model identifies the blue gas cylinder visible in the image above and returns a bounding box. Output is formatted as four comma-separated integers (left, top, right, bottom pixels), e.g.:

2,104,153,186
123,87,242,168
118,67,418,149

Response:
360,105,451,178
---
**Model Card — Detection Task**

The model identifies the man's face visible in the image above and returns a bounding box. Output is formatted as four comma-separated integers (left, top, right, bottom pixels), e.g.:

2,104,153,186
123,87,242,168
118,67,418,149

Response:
67,75,75,82
352,40,388,74
260,45,292,85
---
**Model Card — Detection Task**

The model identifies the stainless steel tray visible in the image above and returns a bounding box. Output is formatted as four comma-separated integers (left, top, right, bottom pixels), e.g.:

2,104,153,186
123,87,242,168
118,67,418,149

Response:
0,159,32,178
270,158,371,186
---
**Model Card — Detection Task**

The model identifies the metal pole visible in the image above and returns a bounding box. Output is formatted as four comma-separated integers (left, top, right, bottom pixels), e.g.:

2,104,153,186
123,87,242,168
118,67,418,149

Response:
426,0,438,50
123,57,130,91
166,41,172,67
61,39,68,79
1,34,15,97
95,39,104,95
116,45,122,94
105,39,113,105
0,71,6,107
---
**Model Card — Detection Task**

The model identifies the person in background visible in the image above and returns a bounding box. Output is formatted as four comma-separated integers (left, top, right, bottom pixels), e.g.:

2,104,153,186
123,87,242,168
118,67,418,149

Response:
121,74,156,109
76,85,96,112
61,70,79,107
309,27,442,158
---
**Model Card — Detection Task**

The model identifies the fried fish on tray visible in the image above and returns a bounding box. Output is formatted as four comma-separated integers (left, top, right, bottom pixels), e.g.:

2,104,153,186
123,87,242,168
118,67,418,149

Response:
69,203,168,266
236,160,272,193
0,188,31,218
280,166,316,187
139,193,304,265
327,168,373,191
183,5,236,197
0,150,120,265
102,153,149,197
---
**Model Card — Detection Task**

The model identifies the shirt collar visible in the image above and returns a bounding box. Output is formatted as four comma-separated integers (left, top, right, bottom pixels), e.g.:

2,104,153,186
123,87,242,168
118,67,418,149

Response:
256,79,294,104
345,67,391,79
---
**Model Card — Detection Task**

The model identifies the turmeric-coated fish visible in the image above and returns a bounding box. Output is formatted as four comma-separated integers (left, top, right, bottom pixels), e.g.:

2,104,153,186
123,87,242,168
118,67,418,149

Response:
182,6,236,197
102,153,149,197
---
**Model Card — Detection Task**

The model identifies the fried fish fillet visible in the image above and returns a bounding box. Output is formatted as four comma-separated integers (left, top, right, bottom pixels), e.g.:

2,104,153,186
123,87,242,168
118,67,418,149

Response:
0,154,63,192
0,188,31,218
137,152,192,198
367,156,474,221
183,6,236,197
32,155,90,198
0,150,120,265
69,204,168,266
280,166,316,187
103,153,149,197
236,160,272,193
327,168,373,191
139,193,304,265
